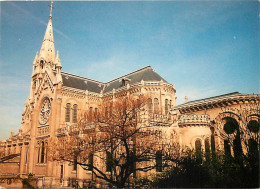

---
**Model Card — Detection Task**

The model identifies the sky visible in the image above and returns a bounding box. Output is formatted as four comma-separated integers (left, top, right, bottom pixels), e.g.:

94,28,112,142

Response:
0,1,259,140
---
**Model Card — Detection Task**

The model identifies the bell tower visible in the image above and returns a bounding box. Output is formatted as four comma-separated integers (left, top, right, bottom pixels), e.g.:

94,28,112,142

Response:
29,1,62,102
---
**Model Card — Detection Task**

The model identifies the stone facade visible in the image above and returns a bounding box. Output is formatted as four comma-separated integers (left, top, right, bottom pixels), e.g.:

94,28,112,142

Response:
0,4,259,188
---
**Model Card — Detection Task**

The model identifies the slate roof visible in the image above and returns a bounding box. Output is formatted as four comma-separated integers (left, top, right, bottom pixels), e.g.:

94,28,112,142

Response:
61,73,105,93
61,66,168,94
174,92,242,110
103,66,167,93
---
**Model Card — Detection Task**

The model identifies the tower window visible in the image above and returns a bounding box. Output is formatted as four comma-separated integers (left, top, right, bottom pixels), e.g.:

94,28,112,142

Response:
165,99,168,115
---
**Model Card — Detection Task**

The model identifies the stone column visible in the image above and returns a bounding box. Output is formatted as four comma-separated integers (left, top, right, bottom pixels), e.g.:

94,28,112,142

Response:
19,143,26,175
28,110,38,174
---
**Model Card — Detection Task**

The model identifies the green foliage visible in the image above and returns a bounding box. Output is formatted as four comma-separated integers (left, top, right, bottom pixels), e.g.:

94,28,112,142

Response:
22,178,36,189
151,149,259,188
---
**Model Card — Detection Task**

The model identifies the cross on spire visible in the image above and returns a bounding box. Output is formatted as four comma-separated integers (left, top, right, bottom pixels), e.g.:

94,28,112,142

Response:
49,1,54,17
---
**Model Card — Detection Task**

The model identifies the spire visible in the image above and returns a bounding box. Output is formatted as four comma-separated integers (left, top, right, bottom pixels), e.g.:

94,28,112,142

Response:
55,51,62,68
49,1,53,18
39,1,55,63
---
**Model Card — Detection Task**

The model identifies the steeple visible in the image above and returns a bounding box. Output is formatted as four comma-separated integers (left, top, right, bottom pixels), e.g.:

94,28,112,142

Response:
39,1,55,63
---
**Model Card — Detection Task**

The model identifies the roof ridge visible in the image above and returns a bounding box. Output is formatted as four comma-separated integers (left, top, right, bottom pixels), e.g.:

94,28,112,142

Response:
177,91,241,107
105,65,152,84
61,71,105,85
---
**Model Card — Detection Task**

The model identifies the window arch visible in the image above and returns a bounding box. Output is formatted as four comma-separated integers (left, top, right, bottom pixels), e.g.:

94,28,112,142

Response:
165,99,168,115
223,117,242,159
223,117,238,134
65,103,71,122
154,98,159,114
72,104,78,123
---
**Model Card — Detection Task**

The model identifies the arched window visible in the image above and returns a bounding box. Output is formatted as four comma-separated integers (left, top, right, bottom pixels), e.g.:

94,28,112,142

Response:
154,98,159,114
165,99,168,115
41,141,45,163
72,104,77,123
223,118,242,159
38,143,41,163
195,139,202,161
65,103,71,122
169,100,172,109
25,148,29,164
94,108,98,119
89,107,93,121
156,151,162,172
147,98,152,112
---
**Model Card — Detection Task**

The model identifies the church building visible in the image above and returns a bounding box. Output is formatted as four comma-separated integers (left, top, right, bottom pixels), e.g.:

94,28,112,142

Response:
0,2,259,188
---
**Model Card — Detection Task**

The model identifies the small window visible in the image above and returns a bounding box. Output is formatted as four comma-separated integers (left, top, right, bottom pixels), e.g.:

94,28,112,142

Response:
94,108,98,118
72,104,77,123
195,139,202,161
147,98,152,112
165,99,168,115
89,107,93,121
154,98,159,114
65,103,71,122
40,141,45,163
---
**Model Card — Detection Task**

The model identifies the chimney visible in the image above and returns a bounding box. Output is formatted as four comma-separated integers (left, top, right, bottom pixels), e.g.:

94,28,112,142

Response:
185,96,188,103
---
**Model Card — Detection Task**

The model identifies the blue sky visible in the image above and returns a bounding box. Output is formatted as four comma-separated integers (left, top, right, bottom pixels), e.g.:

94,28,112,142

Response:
0,1,259,140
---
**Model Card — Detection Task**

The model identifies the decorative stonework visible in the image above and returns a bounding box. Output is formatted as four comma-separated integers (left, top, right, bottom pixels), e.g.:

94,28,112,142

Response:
37,126,50,138
39,98,51,125
178,114,210,127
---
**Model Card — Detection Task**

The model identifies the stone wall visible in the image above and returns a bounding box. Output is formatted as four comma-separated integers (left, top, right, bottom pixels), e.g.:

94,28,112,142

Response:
0,162,20,175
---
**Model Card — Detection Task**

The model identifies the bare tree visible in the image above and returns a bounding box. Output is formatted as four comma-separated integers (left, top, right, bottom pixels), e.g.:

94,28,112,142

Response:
49,95,177,188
